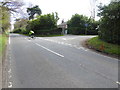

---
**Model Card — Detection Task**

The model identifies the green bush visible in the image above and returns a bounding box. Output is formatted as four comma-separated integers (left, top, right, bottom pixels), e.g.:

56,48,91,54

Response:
67,14,98,35
68,27,85,35
98,1,120,45
26,13,59,35
35,28,62,35
12,28,22,33
87,37,120,55
12,28,28,34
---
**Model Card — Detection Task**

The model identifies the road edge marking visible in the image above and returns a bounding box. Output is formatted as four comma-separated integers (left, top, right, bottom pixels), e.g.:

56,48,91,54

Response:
8,82,12,88
116,81,120,85
9,36,11,45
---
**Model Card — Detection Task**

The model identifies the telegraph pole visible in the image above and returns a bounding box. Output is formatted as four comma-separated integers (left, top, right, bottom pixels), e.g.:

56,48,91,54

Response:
90,0,97,20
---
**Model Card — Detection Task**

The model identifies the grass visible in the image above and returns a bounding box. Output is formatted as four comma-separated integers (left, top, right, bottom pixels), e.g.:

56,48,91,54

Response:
87,37,120,56
0,34,8,57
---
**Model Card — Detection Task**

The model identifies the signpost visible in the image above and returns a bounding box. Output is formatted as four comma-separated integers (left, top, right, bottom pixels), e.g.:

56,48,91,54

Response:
85,24,88,35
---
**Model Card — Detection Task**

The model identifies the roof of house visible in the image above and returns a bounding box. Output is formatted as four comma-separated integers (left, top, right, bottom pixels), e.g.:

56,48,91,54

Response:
58,22,67,28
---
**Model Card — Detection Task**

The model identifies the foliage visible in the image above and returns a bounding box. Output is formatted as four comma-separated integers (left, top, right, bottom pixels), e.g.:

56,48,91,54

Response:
0,6,10,33
27,5,42,20
0,34,8,57
13,18,29,34
12,28,28,34
67,14,98,35
0,0,24,13
98,1,120,44
26,12,60,35
14,18,28,30
0,0,25,33
87,37,120,56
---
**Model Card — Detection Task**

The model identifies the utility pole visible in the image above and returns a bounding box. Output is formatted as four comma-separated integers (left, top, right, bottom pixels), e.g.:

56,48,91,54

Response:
90,0,97,20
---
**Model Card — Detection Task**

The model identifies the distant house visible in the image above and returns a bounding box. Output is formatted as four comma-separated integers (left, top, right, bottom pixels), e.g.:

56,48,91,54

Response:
58,20,68,35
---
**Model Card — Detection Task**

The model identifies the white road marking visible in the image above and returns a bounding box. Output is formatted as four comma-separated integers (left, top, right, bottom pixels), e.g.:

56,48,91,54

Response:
8,69,11,73
8,82,12,88
64,43,68,46
35,43,64,58
9,37,11,45
37,38,119,60
73,45,77,47
116,81,120,85
61,42,64,44
57,42,61,44
62,38,67,40
84,49,88,51
67,44,72,46
77,47,82,49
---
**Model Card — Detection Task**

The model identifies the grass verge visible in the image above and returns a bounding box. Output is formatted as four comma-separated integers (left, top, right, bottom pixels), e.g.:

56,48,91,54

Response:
0,34,8,57
87,37,120,56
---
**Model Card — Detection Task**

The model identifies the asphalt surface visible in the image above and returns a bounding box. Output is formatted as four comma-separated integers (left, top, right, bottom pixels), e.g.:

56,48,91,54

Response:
5,34,119,88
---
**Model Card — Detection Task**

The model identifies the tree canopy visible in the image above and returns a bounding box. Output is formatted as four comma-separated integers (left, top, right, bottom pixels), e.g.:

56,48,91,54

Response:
0,0,24,13
98,1,120,44
0,5,10,33
26,12,59,34
67,14,98,35
0,0,25,33
27,5,42,20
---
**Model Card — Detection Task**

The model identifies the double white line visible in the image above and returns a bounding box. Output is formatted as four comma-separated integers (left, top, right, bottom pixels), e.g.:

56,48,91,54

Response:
35,43,64,58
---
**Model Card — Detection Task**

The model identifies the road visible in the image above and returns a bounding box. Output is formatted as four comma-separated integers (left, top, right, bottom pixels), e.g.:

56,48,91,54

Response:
4,34,119,88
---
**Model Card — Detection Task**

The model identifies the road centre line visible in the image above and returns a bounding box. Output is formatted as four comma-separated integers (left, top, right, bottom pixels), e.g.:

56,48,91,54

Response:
35,43,64,58
37,38,119,60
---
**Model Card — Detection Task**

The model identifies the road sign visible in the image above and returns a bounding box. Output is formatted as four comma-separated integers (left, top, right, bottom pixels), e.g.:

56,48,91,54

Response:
85,24,88,27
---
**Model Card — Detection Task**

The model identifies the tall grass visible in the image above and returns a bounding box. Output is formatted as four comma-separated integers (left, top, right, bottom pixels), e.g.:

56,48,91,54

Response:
0,34,8,58
87,37,120,56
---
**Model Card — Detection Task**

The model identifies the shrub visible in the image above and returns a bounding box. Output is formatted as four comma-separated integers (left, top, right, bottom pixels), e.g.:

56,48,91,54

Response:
67,14,98,35
98,1,120,45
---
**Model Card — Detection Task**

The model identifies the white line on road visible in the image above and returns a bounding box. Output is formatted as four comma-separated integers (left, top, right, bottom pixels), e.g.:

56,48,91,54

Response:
35,43,64,58
8,69,11,73
8,82,12,88
37,38,118,60
116,81,120,85
9,37,11,45
73,45,77,47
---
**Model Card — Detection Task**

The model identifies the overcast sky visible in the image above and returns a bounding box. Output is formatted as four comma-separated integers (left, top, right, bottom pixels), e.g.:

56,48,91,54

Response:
9,0,111,29
23,0,111,24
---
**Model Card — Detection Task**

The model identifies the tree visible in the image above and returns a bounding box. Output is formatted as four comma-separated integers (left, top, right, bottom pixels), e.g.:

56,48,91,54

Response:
98,1,120,44
26,12,59,35
0,0,25,33
67,14,98,35
27,5,42,20
14,18,28,30
0,6,10,33
0,0,24,13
